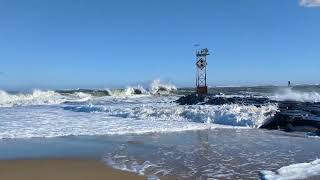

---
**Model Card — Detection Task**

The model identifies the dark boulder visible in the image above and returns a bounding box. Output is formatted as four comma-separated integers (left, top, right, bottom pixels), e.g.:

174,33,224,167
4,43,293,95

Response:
133,89,143,95
175,94,206,105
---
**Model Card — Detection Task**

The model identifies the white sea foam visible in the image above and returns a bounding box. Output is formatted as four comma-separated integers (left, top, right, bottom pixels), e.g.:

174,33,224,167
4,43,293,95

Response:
0,94,278,139
0,107,213,139
104,154,162,180
0,82,279,139
104,155,158,176
71,92,93,101
260,159,320,180
65,102,278,128
270,88,320,102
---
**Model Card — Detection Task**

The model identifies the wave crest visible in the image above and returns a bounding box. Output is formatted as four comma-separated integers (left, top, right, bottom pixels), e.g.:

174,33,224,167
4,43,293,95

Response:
270,88,320,102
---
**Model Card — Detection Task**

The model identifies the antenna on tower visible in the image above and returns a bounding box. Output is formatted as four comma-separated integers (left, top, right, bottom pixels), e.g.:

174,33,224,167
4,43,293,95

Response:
195,48,210,94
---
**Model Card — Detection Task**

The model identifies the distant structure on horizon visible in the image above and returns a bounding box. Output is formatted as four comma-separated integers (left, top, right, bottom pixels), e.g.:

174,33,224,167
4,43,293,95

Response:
288,81,291,87
195,48,209,94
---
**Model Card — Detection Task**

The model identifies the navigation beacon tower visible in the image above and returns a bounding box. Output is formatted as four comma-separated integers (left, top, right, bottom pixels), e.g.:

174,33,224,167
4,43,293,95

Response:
195,48,209,94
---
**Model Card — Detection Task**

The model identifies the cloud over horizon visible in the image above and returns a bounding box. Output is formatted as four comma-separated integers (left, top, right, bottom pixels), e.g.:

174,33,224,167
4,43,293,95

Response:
300,0,320,7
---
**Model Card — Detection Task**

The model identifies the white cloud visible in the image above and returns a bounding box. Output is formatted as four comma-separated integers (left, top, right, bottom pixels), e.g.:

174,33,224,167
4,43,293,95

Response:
300,0,320,7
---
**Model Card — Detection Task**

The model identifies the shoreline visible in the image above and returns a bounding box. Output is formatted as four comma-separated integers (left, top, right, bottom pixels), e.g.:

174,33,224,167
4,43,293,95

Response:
0,129,319,179
0,159,146,180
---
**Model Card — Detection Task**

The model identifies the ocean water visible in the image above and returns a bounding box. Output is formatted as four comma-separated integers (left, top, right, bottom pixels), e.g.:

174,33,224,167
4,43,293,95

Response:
1,81,320,179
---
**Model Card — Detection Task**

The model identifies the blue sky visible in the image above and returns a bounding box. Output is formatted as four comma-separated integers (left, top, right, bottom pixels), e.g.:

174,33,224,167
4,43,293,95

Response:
0,0,320,90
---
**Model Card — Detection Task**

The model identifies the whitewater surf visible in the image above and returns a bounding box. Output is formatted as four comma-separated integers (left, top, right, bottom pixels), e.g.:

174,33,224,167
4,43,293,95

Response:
1,82,320,179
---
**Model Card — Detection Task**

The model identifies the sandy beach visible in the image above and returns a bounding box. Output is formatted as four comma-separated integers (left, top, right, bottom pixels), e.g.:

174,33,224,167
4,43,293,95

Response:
0,159,146,180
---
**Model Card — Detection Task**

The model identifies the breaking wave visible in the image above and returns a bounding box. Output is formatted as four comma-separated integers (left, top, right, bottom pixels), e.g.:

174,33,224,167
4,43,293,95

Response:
150,79,177,94
270,88,320,102
0,90,93,107
58,89,112,97
0,99,278,139
0,80,177,107
110,86,147,97
0,90,70,107
110,80,177,96
64,103,278,128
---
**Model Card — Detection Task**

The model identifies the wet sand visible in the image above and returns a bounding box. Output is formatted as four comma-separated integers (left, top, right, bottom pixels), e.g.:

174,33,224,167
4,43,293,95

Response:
1,130,320,179
0,159,146,180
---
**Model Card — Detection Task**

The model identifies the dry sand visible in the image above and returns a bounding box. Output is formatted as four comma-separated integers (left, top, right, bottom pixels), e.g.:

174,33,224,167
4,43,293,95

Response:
0,159,146,180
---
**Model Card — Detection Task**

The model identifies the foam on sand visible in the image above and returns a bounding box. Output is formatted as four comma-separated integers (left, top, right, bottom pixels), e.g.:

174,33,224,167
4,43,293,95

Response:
260,159,320,180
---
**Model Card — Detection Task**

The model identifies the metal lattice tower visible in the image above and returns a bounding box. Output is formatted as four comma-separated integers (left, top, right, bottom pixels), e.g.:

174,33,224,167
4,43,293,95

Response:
196,48,209,94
